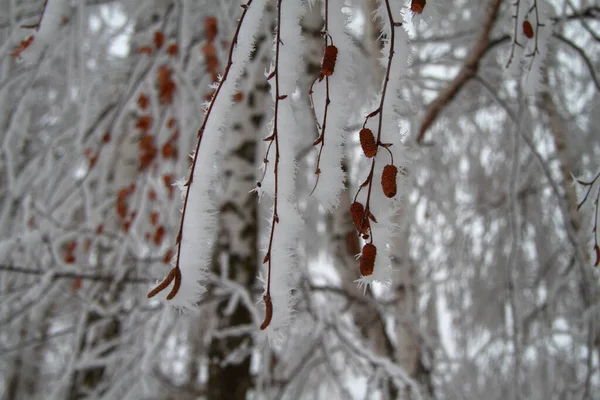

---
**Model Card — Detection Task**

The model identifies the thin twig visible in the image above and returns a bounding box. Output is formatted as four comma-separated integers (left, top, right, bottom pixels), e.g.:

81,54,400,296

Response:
260,0,284,330
355,0,402,243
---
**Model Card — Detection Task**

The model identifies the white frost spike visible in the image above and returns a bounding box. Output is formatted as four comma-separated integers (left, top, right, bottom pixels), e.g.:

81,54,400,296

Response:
153,0,268,309
259,0,306,345
310,0,353,211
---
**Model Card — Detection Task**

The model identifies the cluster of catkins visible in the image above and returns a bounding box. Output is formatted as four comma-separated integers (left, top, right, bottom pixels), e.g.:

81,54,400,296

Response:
311,10,401,281
351,128,399,277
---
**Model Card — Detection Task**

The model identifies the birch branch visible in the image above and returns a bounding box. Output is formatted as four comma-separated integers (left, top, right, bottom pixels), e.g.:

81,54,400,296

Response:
416,0,503,143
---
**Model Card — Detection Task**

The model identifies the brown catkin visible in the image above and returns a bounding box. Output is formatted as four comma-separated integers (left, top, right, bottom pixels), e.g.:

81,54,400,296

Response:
321,45,338,77
360,243,376,276
350,202,369,234
360,128,378,158
411,0,426,14
522,20,534,39
204,17,218,42
381,165,398,198
260,294,273,330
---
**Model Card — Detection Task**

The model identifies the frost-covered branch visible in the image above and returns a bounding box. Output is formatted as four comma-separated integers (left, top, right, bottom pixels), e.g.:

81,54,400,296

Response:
308,0,352,211
147,0,267,308
351,0,410,288
253,0,305,339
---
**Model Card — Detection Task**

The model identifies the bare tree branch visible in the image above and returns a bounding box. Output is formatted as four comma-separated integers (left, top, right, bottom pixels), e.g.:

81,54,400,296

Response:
416,0,503,143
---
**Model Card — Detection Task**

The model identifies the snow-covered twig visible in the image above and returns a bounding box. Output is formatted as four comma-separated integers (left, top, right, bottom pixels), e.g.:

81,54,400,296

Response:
146,0,267,308
254,0,305,341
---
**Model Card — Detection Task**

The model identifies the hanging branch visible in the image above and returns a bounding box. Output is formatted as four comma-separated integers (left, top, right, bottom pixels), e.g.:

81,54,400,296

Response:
253,0,305,335
306,0,353,211
258,0,285,330
147,0,267,307
309,0,335,195
351,0,407,283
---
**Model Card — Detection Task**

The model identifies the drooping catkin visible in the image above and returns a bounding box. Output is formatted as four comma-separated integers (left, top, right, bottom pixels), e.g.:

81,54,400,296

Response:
360,243,376,276
359,128,377,158
321,45,338,77
350,201,369,234
260,294,273,330
381,164,398,198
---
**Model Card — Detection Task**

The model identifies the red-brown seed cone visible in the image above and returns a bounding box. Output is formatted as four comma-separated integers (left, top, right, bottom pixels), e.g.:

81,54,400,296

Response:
522,20,534,39
360,128,377,158
411,0,426,14
360,243,376,276
350,202,369,234
321,45,338,77
381,164,398,198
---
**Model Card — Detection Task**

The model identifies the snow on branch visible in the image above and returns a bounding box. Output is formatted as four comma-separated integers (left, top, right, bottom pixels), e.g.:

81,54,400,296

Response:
505,0,553,96
12,0,68,61
146,0,267,309
253,0,305,342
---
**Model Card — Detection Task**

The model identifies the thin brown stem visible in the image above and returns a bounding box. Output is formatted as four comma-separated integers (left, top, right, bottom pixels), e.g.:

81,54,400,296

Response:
310,0,333,196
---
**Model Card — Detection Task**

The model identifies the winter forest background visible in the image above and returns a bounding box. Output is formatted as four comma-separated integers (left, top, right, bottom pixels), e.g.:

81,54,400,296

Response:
1,0,600,399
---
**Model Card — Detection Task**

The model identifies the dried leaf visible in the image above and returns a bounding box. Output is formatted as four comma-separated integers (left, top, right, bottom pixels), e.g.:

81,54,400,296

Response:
204,17,218,42
167,43,179,56
11,36,34,57
154,31,165,49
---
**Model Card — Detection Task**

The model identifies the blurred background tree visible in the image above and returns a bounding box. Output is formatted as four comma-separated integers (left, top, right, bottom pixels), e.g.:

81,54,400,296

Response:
0,0,599,399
